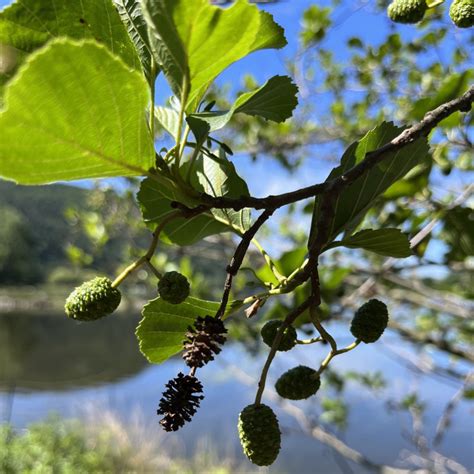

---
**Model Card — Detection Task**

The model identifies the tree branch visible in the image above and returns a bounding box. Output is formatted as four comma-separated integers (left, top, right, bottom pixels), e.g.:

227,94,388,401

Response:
197,85,474,211
215,208,275,319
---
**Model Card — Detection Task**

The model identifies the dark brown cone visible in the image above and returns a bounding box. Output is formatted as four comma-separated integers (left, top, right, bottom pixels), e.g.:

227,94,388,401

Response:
183,315,227,369
157,372,204,432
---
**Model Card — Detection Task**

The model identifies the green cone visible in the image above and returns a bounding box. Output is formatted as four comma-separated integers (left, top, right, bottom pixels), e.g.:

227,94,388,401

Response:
261,320,297,352
65,277,121,321
350,299,389,343
158,271,190,304
450,0,474,27
275,365,321,400
387,0,427,23
238,403,281,466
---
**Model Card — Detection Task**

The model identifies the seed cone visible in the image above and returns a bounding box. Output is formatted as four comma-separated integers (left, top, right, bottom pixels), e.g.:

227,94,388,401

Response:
183,315,227,368
275,365,321,400
261,320,297,352
64,277,121,321
387,0,427,23
350,299,389,343
157,373,204,432
158,271,190,304
450,0,474,28
238,403,281,466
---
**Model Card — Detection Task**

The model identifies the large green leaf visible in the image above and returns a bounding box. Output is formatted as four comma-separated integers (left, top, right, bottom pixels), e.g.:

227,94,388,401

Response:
0,0,142,96
189,75,298,132
0,40,154,185
310,122,430,246
328,228,412,258
137,152,251,245
141,0,286,111
136,296,243,364
113,0,156,84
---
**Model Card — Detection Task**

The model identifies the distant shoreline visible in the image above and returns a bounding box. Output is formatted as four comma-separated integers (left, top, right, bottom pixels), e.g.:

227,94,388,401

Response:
0,285,146,314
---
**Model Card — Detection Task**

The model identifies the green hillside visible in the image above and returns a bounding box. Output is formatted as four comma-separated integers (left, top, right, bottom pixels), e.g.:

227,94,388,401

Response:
0,181,88,284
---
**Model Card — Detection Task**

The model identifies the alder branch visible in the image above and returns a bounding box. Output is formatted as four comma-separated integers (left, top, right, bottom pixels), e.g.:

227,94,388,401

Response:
215,208,275,319
254,297,313,404
196,85,474,211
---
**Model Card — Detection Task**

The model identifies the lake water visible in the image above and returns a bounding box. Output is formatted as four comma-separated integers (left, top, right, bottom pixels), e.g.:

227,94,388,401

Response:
0,312,473,473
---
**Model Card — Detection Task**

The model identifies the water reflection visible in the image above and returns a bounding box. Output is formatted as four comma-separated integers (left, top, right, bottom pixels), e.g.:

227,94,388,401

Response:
0,312,147,391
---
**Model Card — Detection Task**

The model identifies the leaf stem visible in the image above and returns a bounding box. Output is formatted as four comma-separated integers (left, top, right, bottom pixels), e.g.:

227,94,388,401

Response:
316,340,360,376
112,210,183,288
252,238,286,283
296,336,323,345
254,298,313,405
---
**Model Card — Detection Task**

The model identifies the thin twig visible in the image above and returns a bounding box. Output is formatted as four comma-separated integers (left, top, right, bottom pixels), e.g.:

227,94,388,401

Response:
215,209,275,319
197,86,474,211
254,297,313,405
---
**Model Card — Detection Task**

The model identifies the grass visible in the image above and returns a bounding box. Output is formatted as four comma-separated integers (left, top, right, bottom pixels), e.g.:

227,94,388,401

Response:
0,410,258,474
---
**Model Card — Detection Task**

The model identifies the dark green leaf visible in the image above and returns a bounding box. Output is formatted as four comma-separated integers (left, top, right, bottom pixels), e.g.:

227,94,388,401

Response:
310,122,430,246
189,75,298,131
137,151,251,245
330,228,412,258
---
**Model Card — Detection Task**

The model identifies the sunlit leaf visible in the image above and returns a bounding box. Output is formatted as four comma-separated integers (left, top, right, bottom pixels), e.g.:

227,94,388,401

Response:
141,0,286,111
0,40,154,184
189,75,298,132
0,0,142,96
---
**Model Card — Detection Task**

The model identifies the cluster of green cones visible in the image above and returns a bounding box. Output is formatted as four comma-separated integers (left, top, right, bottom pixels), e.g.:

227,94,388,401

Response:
387,0,473,27
237,299,389,466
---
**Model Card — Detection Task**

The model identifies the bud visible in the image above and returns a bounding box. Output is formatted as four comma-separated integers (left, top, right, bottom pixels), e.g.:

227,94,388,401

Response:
275,365,321,400
65,277,121,321
158,271,190,304
261,320,297,352
387,0,427,23
350,299,389,343
449,0,474,28
238,403,281,466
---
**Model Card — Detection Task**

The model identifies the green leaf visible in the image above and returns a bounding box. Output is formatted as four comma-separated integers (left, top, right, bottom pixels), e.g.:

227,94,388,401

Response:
195,151,252,234
310,122,430,246
136,296,242,364
138,177,230,245
113,0,156,84
0,0,142,97
0,39,154,185
137,151,251,245
329,228,412,258
141,0,286,111
189,75,298,132
154,106,180,138
274,247,307,277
